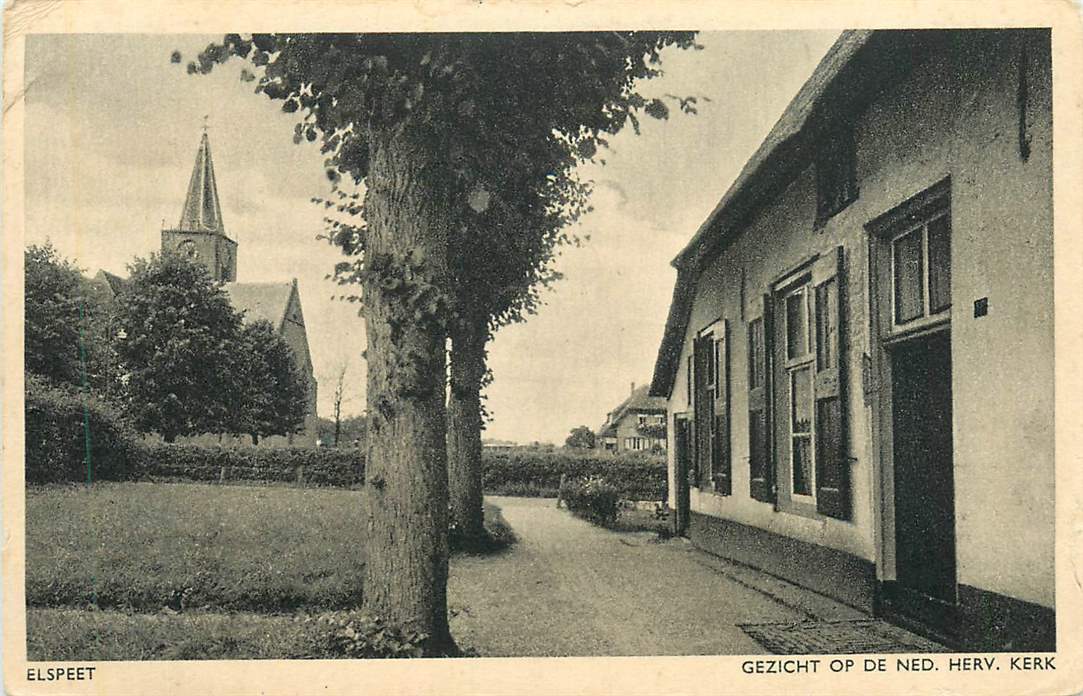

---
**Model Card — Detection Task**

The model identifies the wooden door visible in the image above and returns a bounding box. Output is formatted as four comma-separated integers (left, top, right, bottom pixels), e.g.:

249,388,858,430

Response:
891,330,956,604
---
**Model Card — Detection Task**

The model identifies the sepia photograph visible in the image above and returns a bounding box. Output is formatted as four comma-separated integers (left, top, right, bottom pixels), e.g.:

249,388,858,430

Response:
4,2,1082,694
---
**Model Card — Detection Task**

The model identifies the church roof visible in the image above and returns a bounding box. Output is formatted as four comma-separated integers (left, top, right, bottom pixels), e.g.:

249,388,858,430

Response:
223,281,295,330
92,269,128,297
178,132,226,235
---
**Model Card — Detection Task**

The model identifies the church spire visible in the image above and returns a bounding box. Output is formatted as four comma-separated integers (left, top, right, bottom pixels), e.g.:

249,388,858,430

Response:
178,131,225,234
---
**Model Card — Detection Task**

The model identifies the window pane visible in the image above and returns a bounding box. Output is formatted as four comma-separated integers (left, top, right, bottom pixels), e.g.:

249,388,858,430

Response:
816,279,837,370
928,214,951,313
787,290,809,358
893,229,924,324
791,367,812,434
792,436,814,496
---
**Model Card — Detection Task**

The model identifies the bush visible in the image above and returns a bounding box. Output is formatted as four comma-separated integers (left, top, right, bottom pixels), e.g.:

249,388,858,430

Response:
296,612,426,659
24,374,142,484
483,448,666,501
449,502,516,555
142,445,364,488
559,476,621,526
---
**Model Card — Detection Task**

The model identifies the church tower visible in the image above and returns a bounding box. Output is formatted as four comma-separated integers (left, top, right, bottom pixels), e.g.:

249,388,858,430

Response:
161,131,238,282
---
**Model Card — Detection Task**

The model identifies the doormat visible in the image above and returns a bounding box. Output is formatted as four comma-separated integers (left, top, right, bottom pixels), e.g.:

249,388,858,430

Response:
739,619,947,655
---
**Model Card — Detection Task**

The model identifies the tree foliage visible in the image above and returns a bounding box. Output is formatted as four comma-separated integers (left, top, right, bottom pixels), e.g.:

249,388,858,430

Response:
186,32,700,333
564,425,597,450
112,253,243,442
24,243,114,390
233,320,309,444
112,254,310,444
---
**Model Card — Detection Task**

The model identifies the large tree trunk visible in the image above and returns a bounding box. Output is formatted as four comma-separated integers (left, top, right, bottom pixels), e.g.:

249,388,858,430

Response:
359,123,457,656
447,313,488,542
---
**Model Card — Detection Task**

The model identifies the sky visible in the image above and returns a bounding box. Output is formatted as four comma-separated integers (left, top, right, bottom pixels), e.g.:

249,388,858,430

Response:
24,31,838,445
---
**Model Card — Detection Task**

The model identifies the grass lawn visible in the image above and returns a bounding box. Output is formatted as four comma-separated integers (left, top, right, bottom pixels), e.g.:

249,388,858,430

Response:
27,482,368,612
26,481,511,660
27,608,320,661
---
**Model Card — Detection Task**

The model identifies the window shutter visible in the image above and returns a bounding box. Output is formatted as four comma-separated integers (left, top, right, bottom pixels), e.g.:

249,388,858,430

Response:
813,246,850,519
674,415,693,495
712,321,731,495
748,297,775,503
693,334,713,489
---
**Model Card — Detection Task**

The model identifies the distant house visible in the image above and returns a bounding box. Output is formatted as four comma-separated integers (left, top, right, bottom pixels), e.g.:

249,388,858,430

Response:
596,383,667,454
650,30,1052,651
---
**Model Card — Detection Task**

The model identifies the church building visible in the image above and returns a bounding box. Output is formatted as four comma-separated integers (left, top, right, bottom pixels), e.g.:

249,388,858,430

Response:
97,131,319,447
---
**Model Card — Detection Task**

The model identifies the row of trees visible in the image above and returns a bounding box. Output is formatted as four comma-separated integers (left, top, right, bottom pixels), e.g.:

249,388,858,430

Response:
25,244,308,444
188,31,698,655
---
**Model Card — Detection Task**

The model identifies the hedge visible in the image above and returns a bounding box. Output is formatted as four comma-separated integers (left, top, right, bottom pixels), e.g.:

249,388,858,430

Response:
24,373,363,488
25,374,142,484
140,447,664,499
482,449,666,501
143,444,364,488
25,398,663,499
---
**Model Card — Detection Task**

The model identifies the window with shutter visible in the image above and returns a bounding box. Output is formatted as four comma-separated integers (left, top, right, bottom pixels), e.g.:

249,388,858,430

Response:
712,321,732,495
767,248,850,519
693,334,714,489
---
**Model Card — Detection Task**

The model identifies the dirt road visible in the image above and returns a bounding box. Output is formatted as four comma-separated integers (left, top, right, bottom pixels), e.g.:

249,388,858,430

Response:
448,496,808,656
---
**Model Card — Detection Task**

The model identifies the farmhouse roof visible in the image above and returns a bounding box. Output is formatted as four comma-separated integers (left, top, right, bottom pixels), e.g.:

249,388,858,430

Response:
650,29,939,398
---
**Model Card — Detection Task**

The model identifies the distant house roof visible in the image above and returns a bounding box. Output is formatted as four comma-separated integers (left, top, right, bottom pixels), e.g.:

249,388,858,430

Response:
650,29,939,398
223,281,295,330
597,384,667,437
